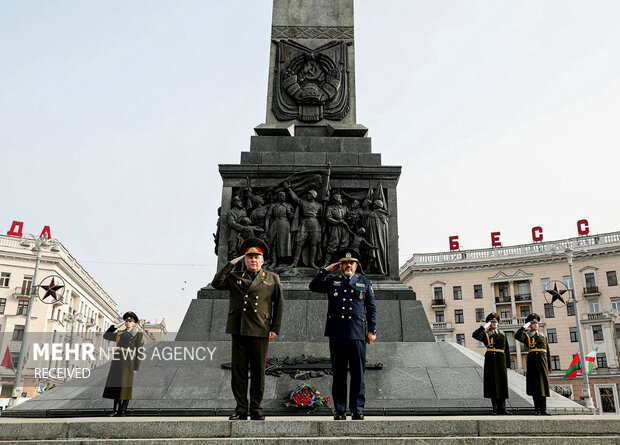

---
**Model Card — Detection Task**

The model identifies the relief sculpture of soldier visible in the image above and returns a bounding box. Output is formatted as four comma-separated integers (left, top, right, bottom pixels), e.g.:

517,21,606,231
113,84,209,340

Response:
264,190,293,268
226,196,248,260
323,193,352,268
284,182,323,268
472,312,511,415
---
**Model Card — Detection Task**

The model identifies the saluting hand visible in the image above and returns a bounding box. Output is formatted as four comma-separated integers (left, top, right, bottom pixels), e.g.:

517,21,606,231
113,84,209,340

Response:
231,255,245,265
269,331,277,340
325,262,341,273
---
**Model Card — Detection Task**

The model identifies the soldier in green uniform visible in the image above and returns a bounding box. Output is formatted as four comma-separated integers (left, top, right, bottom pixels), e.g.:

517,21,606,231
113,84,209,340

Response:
515,313,552,415
472,312,511,415
212,237,284,420
102,311,144,417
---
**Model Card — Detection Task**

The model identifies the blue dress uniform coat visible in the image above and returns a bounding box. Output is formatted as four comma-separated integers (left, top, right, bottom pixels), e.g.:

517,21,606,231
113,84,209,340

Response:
309,269,377,414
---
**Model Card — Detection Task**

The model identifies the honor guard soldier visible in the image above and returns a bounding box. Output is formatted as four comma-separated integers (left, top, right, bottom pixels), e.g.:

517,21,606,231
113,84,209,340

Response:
472,312,511,415
102,311,144,417
211,237,284,420
309,248,377,420
515,313,552,415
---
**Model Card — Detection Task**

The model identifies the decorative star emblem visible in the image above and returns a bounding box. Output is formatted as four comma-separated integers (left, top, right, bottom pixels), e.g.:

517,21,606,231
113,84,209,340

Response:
545,283,567,305
41,278,64,302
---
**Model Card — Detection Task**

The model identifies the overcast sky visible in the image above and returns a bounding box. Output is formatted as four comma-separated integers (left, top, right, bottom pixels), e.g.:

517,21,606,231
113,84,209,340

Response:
2,1,619,331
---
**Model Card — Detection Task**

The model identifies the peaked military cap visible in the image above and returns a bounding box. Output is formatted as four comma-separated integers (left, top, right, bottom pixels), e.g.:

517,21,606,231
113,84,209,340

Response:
485,312,500,322
239,237,269,257
123,311,139,323
525,313,541,323
334,247,364,274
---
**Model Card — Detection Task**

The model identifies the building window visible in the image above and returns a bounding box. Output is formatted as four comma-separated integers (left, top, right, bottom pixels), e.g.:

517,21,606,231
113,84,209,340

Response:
498,283,508,298
454,309,464,324
509,359,515,370
584,272,597,289
570,327,579,342
435,335,446,342
474,285,483,299
475,308,485,322
433,287,443,300
21,276,33,296
16,300,29,315
607,271,618,287
520,306,530,318
612,298,620,312
12,324,25,341
592,325,604,341
588,298,600,313
453,286,462,300
544,303,555,318
435,310,445,323
0,272,10,287
517,281,528,295
563,275,573,290
456,334,465,346
541,278,550,291
551,355,561,371
567,302,575,316
597,353,608,368
500,307,511,319
547,328,557,343
0,298,6,313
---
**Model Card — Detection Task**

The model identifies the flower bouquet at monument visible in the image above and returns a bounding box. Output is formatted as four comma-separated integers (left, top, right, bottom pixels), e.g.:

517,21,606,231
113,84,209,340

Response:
282,383,331,412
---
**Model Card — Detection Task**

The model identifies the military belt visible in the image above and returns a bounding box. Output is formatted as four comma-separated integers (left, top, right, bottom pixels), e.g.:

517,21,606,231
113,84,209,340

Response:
528,348,546,353
486,348,504,353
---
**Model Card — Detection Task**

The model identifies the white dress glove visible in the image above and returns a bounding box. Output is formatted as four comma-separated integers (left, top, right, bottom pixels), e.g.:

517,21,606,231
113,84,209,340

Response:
483,322,492,330
115,321,125,329
523,321,531,329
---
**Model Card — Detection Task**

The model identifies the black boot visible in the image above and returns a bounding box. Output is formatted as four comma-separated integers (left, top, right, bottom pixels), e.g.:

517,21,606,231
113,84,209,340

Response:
533,396,541,415
496,398,511,415
490,398,498,415
539,397,550,415
109,399,120,417
115,399,129,417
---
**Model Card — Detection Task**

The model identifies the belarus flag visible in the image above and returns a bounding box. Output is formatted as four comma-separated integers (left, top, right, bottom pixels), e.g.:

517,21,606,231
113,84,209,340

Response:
1,347,14,372
564,347,598,378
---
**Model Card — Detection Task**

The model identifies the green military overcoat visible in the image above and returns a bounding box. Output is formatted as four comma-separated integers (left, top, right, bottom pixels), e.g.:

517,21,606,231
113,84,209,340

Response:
472,325,511,399
102,327,144,400
515,327,552,397
212,262,284,337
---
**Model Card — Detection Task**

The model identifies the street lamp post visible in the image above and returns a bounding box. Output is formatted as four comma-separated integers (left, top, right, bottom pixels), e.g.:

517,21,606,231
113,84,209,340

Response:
64,312,83,381
11,234,59,402
565,247,594,409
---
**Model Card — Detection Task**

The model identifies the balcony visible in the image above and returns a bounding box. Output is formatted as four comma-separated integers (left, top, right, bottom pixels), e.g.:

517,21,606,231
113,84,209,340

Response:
514,293,532,302
583,312,611,322
431,299,446,307
495,295,512,304
432,322,454,332
11,287,31,300
583,286,600,296
86,317,95,327
499,317,531,328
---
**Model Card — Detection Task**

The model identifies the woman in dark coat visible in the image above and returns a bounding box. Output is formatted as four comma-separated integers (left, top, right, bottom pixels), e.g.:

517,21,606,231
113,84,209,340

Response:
472,312,511,415
514,313,552,415
102,311,144,416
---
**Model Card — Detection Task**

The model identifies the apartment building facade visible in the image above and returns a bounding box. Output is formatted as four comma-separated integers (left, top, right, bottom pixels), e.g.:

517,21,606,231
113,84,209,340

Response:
0,234,120,400
400,232,620,414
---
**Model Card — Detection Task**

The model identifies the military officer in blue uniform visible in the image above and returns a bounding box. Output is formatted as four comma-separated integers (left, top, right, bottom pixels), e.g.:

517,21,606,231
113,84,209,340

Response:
309,248,377,420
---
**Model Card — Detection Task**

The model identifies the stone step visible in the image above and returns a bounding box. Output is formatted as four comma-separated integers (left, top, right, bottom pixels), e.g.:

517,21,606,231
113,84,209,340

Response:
0,417,618,444
1,438,619,445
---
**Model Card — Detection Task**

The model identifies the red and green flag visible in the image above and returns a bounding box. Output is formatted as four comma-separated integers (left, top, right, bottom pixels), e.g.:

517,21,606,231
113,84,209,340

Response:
1,347,14,372
564,347,598,378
